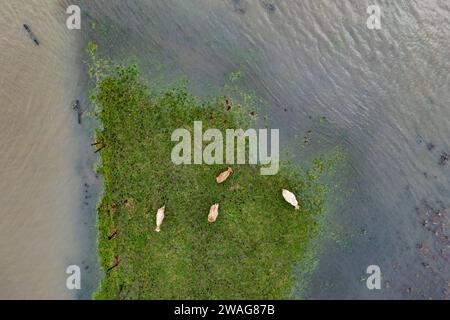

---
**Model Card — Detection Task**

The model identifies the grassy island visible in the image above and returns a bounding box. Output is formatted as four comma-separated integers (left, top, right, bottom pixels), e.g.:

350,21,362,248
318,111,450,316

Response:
88,43,337,299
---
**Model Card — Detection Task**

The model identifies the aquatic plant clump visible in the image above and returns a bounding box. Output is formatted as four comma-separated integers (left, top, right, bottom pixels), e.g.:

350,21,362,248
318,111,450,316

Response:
88,43,336,299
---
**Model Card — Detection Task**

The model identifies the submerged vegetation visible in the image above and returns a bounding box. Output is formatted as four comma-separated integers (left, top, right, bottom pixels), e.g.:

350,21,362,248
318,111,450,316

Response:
88,42,340,299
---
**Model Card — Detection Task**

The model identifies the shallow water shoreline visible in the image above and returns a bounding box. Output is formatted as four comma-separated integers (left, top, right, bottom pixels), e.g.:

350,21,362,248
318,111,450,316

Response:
0,1,100,299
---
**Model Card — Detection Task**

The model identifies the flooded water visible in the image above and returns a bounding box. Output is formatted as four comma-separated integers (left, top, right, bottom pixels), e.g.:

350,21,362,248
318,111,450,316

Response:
1,0,449,299
78,0,450,299
0,0,99,299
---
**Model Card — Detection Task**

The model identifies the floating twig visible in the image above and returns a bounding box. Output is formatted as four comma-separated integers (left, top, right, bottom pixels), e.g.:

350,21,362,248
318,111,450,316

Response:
72,100,83,124
23,24,39,46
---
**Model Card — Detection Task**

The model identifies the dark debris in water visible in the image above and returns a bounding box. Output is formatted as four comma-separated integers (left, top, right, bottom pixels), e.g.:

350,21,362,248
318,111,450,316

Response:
416,200,449,247
23,24,39,46
231,0,246,14
414,200,450,299
72,99,83,124
415,202,449,262
260,0,276,13
426,142,435,151
230,0,276,15
416,134,449,166
438,152,449,166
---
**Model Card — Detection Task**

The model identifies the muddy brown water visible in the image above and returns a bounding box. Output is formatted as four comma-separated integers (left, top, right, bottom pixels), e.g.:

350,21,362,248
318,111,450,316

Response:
0,0,99,299
1,0,449,299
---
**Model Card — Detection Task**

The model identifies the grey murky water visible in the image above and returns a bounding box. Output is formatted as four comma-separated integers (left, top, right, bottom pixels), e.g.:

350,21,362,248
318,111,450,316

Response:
78,0,450,299
1,0,449,299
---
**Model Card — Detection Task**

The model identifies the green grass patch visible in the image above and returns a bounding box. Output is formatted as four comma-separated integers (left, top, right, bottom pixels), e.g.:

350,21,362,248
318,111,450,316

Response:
88,43,338,299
